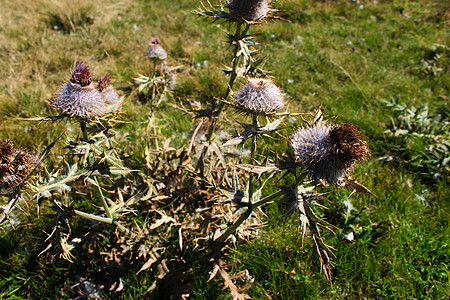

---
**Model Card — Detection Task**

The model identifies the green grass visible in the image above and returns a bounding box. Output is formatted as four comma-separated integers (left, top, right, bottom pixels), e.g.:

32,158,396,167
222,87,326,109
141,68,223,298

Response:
1,0,449,299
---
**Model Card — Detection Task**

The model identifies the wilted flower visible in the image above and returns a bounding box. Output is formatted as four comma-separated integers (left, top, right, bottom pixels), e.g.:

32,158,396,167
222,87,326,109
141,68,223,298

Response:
233,78,285,116
145,37,167,60
227,0,271,21
97,74,121,112
0,139,39,193
52,62,107,118
292,123,370,183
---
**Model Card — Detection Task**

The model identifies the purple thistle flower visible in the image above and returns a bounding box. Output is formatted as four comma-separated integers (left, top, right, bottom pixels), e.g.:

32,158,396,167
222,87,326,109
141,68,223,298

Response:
292,123,370,183
52,62,106,118
97,73,111,92
233,78,285,116
70,61,92,87
145,37,167,60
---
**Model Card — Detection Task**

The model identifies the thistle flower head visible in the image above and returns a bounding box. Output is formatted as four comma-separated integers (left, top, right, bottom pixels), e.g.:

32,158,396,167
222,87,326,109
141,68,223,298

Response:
151,37,161,45
52,63,123,118
233,78,285,116
145,37,167,60
0,139,39,193
52,81,106,119
292,123,370,183
70,61,92,87
97,74,111,92
227,0,271,21
98,74,121,112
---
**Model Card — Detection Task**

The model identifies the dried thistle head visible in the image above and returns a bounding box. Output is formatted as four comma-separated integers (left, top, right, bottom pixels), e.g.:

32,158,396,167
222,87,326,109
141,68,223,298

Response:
0,139,39,193
145,37,167,60
227,0,271,21
233,78,285,116
292,123,370,183
329,123,370,166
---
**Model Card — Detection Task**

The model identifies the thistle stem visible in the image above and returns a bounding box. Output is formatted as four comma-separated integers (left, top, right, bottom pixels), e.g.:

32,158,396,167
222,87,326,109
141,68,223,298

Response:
214,171,308,244
74,209,113,224
80,120,88,141
196,21,245,170
214,189,284,244
247,115,258,204
74,211,135,237
94,177,113,220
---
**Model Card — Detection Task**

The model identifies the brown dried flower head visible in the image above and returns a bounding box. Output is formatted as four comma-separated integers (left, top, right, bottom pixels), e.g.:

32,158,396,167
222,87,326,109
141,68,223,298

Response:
292,123,370,183
233,78,285,116
227,0,271,21
145,37,167,60
0,139,39,193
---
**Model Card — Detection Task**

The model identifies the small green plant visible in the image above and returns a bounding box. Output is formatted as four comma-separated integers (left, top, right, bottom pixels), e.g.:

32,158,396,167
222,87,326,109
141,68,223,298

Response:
418,43,448,77
381,97,449,181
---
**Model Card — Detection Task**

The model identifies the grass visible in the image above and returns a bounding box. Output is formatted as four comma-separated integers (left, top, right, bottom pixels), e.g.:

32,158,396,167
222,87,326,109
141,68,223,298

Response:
0,0,449,299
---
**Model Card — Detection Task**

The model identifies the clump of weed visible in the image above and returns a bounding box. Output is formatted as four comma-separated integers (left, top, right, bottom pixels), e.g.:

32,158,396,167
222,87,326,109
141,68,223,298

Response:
381,96,449,182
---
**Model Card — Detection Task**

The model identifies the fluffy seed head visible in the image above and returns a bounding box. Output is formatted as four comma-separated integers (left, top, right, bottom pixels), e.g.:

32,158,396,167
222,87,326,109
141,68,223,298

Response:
145,37,167,60
0,139,39,193
233,78,285,116
227,0,271,21
70,62,92,87
292,123,369,183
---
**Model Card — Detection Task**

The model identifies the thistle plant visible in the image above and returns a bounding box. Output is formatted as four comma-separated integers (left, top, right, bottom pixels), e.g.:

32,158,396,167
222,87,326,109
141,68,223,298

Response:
194,1,275,171
135,37,178,110
191,1,375,284
135,38,180,165
22,61,142,259
52,62,122,140
144,37,168,61
381,97,449,180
